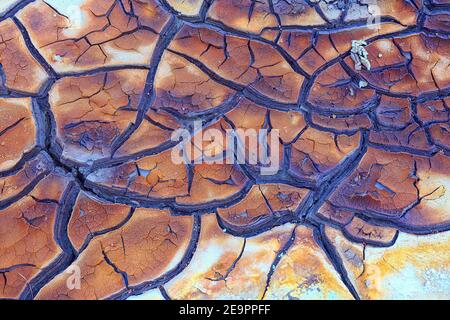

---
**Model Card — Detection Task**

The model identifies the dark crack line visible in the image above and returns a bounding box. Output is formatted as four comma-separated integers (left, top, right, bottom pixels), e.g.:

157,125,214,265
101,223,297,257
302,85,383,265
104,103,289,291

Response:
261,226,297,300
313,224,360,300
107,214,201,300
19,179,79,300
12,17,58,79
206,238,246,282
110,17,183,157
159,285,172,300
0,0,448,301
77,207,136,255
102,249,130,290
166,48,299,111
0,0,36,20
299,130,369,220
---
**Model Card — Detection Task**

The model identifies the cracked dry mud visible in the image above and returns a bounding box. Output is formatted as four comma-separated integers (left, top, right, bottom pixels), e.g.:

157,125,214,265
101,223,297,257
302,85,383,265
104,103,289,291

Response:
0,0,449,300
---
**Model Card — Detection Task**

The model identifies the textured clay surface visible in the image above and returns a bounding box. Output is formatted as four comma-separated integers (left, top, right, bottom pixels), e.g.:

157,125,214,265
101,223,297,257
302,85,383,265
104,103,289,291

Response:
0,0,449,300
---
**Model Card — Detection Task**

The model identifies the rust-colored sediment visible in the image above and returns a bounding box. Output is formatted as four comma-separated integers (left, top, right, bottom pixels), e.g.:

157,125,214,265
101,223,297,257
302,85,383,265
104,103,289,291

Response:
0,0,448,300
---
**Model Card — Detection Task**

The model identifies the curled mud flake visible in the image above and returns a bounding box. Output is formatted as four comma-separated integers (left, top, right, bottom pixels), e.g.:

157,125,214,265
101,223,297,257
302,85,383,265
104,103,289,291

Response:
350,40,371,72
68,191,132,251
0,170,73,298
37,209,193,300
348,34,450,95
165,214,295,299
0,98,38,172
217,184,308,228
277,23,406,61
0,19,48,94
272,0,325,26
49,69,148,163
326,227,450,300
330,148,418,217
17,0,170,73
